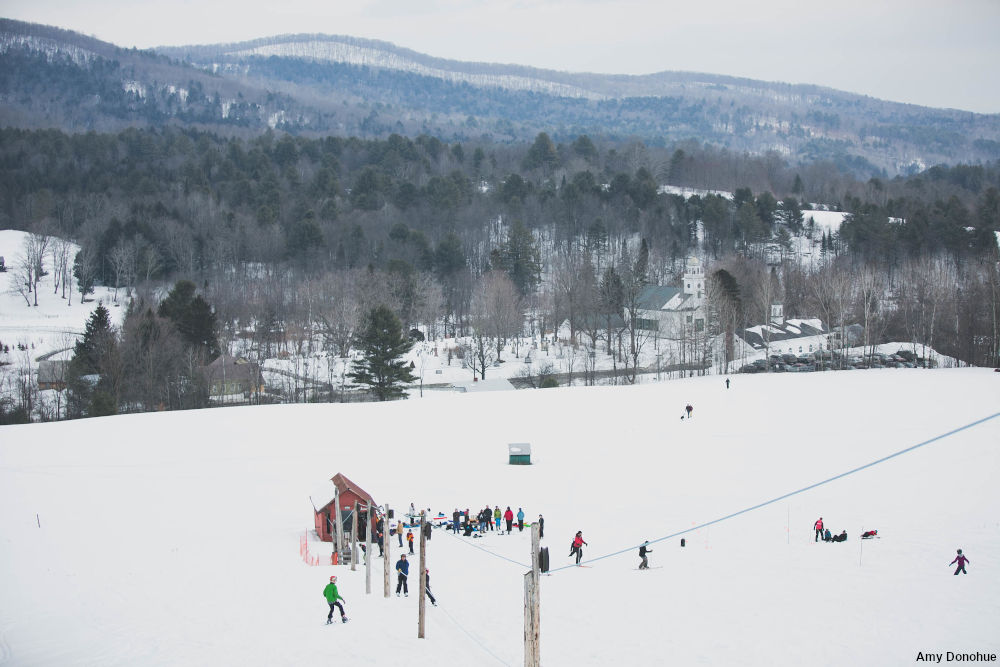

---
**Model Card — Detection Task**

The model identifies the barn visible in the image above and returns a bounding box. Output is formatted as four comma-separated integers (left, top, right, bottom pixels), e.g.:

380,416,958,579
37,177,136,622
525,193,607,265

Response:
311,473,377,543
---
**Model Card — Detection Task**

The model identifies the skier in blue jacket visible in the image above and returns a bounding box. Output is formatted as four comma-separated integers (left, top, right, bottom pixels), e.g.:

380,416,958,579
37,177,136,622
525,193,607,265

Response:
396,554,410,596
517,508,525,532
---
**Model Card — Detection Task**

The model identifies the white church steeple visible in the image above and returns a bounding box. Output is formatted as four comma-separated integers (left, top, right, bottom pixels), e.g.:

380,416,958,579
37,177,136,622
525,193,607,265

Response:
683,256,705,307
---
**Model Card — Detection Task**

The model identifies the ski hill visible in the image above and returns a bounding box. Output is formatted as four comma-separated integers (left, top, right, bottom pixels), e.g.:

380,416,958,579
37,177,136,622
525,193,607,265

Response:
0,368,998,666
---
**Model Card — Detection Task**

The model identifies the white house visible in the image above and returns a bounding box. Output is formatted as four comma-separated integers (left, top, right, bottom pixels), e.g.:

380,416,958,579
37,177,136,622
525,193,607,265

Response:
631,256,707,337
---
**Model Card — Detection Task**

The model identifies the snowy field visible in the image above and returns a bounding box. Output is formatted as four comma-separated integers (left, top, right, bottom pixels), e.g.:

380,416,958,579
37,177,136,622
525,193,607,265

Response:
1,368,998,666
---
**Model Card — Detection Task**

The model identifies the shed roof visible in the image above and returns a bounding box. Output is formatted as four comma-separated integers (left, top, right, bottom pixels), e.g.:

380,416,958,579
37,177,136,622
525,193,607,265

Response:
203,355,260,383
311,472,376,514
37,359,70,384
508,443,532,455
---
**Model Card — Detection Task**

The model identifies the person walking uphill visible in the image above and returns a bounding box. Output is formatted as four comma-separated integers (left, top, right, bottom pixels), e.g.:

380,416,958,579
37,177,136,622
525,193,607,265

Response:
950,549,970,575
814,517,824,542
569,531,588,565
323,575,348,624
504,507,514,533
396,554,410,596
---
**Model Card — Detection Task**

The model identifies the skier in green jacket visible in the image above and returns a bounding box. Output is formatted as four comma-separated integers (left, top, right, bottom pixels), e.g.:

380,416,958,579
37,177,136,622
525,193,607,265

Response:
323,575,348,624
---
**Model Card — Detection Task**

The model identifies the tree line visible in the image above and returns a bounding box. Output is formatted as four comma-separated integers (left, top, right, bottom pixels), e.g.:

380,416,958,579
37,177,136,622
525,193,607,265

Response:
2,126,998,421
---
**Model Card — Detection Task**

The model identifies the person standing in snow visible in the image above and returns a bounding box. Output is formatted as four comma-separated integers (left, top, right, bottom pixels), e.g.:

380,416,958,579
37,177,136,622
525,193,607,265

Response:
725,377,730,389
538,514,544,539
517,507,525,532
323,575,348,624
396,554,410,596
814,517,824,542
424,569,437,606
569,531,588,565
685,404,693,419
452,508,460,534
639,541,653,569
504,507,514,533
494,506,502,532
406,529,414,554
950,549,970,575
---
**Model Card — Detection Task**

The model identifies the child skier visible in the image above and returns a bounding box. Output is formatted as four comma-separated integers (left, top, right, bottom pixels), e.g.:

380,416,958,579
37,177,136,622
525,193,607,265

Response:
323,575,348,624
950,549,970,575
406,529,414,554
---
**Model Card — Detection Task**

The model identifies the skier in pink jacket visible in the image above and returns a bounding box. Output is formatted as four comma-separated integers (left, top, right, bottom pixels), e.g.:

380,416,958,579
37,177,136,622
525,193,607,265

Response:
950,549,970,575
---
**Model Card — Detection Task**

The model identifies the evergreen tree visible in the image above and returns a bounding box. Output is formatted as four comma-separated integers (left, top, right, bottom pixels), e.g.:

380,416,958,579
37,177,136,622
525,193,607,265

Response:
348,305,416,401
158,280,221,363
522,132,559,172
492,219,542,296
67,304,118,418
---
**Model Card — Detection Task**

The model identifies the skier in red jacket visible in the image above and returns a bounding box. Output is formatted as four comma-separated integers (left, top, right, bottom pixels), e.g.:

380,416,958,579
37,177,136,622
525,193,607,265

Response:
950,549,970,575
504,507,514,533
814,517,824,542
569,531,588,565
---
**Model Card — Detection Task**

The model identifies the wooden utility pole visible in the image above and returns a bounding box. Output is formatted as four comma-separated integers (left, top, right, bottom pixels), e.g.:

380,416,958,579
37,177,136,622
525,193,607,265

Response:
524,522,541,667
332,487,342,563
418,510,427,638
383,504,391,598
351,500,359,572
365,504,372,595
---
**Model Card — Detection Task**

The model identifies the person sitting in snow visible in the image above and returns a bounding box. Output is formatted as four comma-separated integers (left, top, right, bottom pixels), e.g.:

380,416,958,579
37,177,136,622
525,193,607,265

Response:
861,530,877,539
823,528,832,542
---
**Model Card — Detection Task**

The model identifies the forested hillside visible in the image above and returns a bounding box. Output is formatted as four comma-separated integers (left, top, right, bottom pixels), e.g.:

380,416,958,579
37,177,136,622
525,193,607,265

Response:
2,126,998,379
3,20,1000,174
2,19,999,425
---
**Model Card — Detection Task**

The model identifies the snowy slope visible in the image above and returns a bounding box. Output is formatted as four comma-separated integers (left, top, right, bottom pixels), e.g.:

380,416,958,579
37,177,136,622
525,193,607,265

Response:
1,369,998,666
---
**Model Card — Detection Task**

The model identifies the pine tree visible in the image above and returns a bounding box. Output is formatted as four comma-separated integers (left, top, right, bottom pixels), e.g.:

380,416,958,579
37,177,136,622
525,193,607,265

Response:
158,280,220,363
348,305,416,401
492,219,541,296
67,304,118,418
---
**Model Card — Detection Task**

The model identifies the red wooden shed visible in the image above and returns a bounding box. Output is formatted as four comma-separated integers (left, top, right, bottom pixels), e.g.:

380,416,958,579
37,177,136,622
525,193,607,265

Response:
311,473,377,542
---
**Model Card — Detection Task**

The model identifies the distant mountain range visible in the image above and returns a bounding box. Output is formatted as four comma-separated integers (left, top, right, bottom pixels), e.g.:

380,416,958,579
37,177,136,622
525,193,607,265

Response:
2,18,999,176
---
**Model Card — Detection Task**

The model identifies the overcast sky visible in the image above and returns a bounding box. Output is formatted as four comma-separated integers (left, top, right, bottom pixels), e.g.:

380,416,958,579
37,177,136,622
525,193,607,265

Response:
5,0,1000,114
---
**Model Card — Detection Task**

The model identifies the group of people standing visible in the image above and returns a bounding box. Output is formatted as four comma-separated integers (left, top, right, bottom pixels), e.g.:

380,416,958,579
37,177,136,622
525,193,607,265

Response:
451,506,538,535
